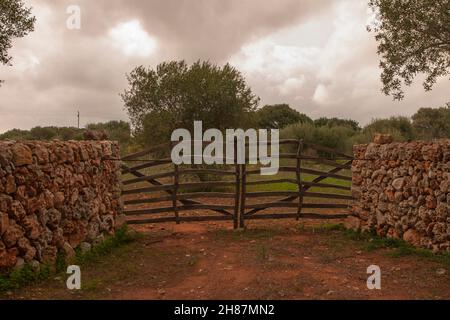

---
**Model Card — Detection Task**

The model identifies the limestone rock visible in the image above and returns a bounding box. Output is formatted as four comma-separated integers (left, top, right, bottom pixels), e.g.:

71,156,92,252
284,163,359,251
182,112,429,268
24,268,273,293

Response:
0,140,122,273
352,139,450,252
403,229,421,246
0,212,9,236
62,242,76,263
12,144,33,166
373,133,393,145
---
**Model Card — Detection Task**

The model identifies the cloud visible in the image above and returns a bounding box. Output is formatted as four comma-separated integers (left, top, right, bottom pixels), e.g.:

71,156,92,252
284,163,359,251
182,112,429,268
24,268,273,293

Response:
230,0,449,123
108,20,157,57
0,0,448,132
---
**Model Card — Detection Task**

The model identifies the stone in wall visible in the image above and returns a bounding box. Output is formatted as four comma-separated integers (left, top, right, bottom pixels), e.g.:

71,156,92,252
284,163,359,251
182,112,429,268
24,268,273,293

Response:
351,137,450,252
0,140,123,272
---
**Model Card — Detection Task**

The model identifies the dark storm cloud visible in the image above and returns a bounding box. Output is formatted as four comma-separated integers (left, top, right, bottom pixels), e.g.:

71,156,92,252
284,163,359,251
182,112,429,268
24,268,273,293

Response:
0,0,448,132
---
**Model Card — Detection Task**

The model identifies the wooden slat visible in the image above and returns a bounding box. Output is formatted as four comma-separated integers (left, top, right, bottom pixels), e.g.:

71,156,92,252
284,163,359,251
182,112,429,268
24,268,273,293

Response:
302,156,351,169
127,215,233,225
122,159,172,173
245,178,298,185
244,202,298,209
302,191,353,200
178,181,236,189
122,184,175,195
244,202,349,210
179,168,236,176
122,171,175,185
121,163,232,216
246,167,351,180
299,168,351,181
245,191,298,198
124,195,173,205
296,139,304,220
124,192,236,205
302,181,351,190
124,204,236,215
245,213,349,220
302,203,350,209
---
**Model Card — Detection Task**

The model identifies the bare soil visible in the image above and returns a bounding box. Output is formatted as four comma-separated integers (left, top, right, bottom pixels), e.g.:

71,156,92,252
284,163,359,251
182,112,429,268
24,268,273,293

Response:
2,219,449,300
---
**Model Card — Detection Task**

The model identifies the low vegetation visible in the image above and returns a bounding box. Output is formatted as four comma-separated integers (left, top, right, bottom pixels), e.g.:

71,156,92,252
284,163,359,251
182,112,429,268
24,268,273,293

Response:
0,226,138,293
313,223,450,269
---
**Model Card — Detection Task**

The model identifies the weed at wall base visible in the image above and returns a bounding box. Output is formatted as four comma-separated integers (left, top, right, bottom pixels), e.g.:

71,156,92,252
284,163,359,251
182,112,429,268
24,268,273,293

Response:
0,225,139,293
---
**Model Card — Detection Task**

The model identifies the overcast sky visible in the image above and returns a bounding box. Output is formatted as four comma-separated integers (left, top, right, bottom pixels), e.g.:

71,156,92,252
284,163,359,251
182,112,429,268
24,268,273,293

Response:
0,0,448,133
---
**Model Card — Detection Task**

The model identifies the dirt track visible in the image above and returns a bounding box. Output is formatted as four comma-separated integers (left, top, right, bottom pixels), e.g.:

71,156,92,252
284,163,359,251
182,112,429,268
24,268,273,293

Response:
2,220,449,300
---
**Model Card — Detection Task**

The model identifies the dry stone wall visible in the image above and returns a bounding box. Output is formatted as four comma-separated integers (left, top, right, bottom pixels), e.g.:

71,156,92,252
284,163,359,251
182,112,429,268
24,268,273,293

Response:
0,140,123,272
352,139,450,252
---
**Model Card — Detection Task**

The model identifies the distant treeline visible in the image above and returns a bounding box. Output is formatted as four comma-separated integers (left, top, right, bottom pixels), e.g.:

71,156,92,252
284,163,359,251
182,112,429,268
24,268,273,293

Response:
1,104,448,156
0,121,136,155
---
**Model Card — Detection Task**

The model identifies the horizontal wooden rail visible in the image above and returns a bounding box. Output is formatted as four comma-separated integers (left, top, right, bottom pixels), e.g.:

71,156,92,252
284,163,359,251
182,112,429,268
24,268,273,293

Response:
124,204,236,216
122,159,172,173
121,163,232,217
127,215,233,225
178,181,236,189
245,178,297,185
122,184,175,195
179,168,236,176
301,191,353,200
244,202,349,210
301,181,351,191
245,191,298,198
245,212,350,220
120,139,354,228
124,192,236,205
122,171,175,185
299,168,351,181
244,191,352,200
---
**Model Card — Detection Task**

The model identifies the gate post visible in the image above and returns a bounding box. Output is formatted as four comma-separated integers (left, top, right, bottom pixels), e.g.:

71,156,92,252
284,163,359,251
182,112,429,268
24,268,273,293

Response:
233,141,240,229
239,163,246,229
173,164,180,224
233,162,241,229
296,139,304,220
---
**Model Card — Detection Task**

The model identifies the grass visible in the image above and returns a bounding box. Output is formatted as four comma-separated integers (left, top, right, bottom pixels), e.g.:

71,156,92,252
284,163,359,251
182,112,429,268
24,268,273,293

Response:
311,223,450,269
0,226,139,293
122,157,352,196
255,244,270,260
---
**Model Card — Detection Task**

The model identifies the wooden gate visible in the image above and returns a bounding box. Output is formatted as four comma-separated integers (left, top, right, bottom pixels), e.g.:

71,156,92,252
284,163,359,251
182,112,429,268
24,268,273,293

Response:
121,139,353,228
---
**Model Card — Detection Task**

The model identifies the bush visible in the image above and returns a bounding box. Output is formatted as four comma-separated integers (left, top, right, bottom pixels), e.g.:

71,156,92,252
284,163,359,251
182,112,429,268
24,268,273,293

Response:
280,122,356,155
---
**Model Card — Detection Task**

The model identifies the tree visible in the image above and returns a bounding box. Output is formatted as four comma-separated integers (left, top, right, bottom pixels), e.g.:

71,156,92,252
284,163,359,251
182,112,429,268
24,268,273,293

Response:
0,126,84,141
255,104,312,129
281,122,356,155
412,104,450,139
368,0,450,100
0,0,36,84
121,60,259,144
86,120,132,145
313,117,361,131
363,116,415,141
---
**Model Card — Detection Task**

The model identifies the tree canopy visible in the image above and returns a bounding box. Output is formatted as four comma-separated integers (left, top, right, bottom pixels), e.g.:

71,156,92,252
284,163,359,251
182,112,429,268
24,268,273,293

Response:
254,104,312,129
313,117,361,131
368,0,450,100
0,0,36,84
411,104,450,139
121,60,259,143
